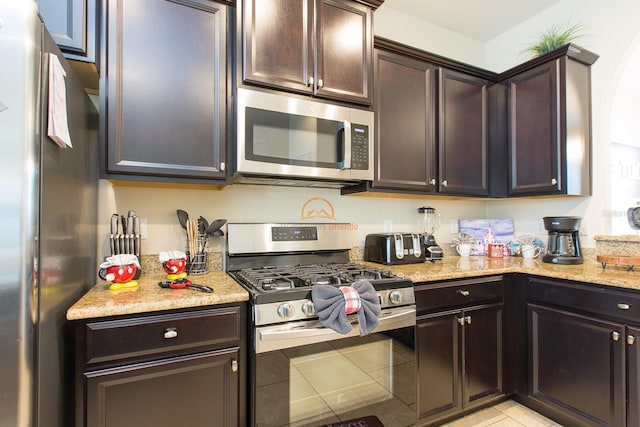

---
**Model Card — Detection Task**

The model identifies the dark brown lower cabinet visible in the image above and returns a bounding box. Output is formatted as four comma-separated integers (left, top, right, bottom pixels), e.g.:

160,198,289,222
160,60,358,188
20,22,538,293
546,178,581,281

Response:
528,303,626,426
74,305,246,427
416,303,503,426
629,326,640,426
86,349,239,427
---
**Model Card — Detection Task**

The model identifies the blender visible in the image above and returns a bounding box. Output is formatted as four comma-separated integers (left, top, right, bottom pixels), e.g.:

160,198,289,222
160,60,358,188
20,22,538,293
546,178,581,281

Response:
418,206,443,260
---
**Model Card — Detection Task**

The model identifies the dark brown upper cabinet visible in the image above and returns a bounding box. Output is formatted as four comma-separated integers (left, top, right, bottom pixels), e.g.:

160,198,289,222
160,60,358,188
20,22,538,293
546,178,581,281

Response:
100,0,230,183
439,69,489,196
240,0,379,105
504,45,598,197
37,0,99,64
348,39,491,197
372,48,436,191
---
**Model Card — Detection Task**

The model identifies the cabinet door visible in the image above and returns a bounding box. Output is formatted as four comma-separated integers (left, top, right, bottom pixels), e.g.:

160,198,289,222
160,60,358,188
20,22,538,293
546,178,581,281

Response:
528,304,626,426
439,69,489,196
507,60,562,196
102,0,228,181
462,304,503,408
373,50,436,191
629,326,640,427
86,349,239,427
416,311,461,424
242,0,313,94
37,0,97,63
316,0,372,104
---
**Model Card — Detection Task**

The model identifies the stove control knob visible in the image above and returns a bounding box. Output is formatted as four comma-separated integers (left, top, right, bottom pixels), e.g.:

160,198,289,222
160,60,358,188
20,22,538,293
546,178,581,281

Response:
389,291,403,305
302,300,316,316
277,302,295,320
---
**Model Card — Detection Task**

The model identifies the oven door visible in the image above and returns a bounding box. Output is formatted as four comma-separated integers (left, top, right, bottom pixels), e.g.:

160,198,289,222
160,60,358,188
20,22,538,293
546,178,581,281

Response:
251,306,416,426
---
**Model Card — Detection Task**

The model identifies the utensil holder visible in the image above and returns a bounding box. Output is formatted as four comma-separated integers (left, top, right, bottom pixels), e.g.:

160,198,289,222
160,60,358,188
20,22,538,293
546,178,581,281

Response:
186,234,208,274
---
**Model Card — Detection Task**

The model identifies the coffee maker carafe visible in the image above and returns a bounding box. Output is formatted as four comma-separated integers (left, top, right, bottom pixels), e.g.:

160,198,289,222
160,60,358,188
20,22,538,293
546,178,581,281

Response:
542,216,583,265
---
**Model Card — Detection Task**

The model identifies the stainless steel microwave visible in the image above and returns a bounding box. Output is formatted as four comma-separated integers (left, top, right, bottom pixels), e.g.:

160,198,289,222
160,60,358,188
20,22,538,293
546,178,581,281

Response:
235,87,374,187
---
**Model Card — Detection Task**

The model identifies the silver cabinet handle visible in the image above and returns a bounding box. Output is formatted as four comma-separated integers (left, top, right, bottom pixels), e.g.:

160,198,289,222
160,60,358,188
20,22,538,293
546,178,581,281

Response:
628,335,636,345
551,178,558,185
316,78,324,89
465,315,472,325
429,178,436,185
457,317,465,326
612,331,620,341
618,303,630,310
164,327,178,339
220,162,225,172
231,359,238,372
457,290,470,296
442,179,448,187
307,76,314,87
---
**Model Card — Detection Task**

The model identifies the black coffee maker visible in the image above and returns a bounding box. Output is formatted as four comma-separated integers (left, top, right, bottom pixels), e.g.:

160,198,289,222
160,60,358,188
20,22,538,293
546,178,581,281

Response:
542,216,583,265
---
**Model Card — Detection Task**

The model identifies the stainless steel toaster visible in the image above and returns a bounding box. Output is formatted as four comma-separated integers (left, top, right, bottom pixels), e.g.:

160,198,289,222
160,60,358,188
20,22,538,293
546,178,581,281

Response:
364,233,425,265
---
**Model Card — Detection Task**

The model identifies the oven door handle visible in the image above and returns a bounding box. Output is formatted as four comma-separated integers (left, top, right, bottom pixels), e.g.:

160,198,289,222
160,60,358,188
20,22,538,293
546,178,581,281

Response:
258,306,416,342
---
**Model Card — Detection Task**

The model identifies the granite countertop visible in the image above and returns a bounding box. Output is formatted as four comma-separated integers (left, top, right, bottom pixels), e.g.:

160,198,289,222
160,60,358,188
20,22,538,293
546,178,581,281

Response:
66,271,249,320
378,255,640,291
68,254,639,321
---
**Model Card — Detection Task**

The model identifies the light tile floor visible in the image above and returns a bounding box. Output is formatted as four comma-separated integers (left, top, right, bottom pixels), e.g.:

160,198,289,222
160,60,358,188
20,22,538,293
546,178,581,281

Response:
441,400,563,427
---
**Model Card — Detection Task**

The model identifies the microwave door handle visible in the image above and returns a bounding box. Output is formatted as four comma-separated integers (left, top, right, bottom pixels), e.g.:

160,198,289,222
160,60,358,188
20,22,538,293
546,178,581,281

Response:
339,121,351,170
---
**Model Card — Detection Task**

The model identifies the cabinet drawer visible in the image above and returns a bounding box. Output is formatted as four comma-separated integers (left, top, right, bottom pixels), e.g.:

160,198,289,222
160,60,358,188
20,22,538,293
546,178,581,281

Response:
84,307,241,366
415,276,503,313
527,277,640,323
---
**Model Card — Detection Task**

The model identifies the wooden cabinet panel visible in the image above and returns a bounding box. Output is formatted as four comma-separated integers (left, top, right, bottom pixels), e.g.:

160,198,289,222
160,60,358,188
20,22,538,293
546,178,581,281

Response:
241,0,373,104
101,0,228,181
86,349,239,427
628,326,640,427
507,61,560,195
528,303,626,426
372,49,436,191
463,304,503,406
316,0,372,103
439,69,489,196
415,276,503,314
37,0,98,63
416,312,460,422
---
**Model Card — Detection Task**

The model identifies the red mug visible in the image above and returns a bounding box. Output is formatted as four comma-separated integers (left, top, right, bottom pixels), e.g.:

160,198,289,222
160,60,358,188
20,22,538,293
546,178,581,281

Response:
99,263,137,283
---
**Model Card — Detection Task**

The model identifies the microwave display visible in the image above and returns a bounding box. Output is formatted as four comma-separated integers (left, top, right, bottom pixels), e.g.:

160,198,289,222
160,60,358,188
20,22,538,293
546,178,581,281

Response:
246,107,344,168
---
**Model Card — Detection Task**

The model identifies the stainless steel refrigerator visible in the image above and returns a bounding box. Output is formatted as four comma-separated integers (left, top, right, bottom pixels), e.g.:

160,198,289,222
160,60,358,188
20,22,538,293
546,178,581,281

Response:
0,2,98,426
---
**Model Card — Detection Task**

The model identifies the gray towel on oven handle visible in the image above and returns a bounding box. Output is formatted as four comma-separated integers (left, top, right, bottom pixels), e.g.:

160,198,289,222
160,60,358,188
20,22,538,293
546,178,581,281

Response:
311,280,381,336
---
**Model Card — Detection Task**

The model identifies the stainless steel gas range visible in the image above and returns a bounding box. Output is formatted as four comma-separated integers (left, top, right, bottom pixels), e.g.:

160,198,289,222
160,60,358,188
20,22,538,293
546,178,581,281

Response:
226,223,417,427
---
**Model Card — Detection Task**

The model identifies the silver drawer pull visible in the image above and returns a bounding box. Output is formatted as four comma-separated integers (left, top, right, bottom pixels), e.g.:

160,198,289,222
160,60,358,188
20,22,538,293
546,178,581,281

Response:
628,335,636,345
612,331,620,341
164,327,178,339
617,303,631,310
457,290,470,297
231,359,238,372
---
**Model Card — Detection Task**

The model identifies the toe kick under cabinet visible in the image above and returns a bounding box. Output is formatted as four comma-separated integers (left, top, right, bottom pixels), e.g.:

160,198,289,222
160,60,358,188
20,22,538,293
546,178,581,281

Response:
73,304,246,427
414,276,505,426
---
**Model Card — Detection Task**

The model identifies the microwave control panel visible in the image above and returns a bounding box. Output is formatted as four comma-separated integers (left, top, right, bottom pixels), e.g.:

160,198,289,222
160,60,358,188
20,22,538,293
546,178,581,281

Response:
351,124,369,170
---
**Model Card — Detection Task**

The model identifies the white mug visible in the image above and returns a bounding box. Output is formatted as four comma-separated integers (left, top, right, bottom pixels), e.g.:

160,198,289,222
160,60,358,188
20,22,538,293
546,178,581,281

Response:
521,244,542,259
456,243,472,257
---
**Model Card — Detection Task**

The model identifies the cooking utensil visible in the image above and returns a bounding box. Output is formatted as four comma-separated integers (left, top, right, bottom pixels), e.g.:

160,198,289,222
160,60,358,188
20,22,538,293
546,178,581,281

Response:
198,216,208,234
176,209,189,230
158,279,213,293
110,213,119,255
206,219,226,236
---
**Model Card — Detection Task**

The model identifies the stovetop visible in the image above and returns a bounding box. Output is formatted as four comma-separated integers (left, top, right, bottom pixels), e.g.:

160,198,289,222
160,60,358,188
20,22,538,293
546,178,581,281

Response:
231,262,412,304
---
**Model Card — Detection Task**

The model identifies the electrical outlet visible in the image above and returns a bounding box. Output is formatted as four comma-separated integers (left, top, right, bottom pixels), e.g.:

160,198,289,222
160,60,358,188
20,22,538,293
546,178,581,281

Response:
450,220,459,234
535,220,545,233
139,218,148,239
383,219,392,232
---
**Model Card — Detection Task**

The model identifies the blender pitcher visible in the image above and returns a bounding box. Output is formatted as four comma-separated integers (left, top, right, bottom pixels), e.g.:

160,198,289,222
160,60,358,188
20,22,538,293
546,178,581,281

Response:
418,206,443,260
